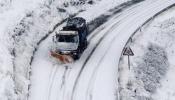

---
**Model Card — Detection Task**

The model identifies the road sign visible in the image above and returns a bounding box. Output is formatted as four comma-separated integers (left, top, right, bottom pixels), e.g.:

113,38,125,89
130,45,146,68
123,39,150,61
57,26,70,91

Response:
123,47,134,56
123,46,134,70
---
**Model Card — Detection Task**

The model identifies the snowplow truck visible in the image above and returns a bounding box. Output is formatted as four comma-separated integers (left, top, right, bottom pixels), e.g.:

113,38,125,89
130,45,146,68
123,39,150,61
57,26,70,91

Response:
50,17,88,63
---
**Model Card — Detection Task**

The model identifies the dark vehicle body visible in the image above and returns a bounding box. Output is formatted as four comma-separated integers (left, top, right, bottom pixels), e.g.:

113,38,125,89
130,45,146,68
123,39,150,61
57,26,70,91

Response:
63,17,88,53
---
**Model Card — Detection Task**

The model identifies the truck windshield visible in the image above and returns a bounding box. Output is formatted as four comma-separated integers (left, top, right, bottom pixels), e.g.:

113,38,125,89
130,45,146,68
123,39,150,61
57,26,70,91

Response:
57,35,78,43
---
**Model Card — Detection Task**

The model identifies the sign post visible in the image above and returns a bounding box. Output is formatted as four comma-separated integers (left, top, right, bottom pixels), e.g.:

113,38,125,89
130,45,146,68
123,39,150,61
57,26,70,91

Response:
123,47,134,70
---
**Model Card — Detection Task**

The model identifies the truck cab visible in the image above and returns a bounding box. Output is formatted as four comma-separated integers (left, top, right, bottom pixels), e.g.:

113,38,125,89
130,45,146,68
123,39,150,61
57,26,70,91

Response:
51,17,88,61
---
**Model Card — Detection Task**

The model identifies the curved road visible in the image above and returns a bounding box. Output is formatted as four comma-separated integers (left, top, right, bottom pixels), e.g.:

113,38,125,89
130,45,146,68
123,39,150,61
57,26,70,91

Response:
29,0,175,100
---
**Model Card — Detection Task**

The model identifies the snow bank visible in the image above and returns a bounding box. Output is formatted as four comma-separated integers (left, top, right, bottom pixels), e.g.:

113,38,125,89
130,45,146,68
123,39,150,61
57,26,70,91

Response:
0,0,46,99
0,43,17,100
118,6,175,100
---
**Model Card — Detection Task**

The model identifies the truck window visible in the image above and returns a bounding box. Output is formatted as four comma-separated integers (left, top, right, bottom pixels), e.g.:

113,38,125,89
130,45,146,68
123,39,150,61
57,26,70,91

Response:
57,35,78,43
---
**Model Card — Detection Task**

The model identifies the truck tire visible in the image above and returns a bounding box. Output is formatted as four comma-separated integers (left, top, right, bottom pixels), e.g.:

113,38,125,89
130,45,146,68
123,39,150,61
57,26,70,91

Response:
82,39,88,50
74,49,81,60
85,39,88,49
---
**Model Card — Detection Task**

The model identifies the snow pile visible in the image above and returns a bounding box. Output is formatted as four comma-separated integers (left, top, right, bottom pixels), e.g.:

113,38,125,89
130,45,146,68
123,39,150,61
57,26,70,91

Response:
118,6,175,100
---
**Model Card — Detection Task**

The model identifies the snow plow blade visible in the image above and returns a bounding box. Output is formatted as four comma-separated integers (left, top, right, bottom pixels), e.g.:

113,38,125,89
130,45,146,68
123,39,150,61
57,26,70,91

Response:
50,51,74,64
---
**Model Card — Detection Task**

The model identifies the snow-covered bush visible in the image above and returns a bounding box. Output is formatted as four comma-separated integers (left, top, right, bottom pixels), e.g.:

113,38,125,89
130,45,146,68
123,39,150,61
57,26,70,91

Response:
0,0,11,13
119,44,169,100
135,43,169,93
119,7,175,100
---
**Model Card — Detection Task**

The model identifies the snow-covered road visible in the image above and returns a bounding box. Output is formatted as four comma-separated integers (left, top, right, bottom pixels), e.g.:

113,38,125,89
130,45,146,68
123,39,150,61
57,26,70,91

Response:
29,0,175,100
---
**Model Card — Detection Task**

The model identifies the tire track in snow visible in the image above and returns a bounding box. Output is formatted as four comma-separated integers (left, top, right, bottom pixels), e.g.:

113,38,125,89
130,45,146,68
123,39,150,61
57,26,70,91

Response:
60,66,69,89
56,65,71,100
47,65,60,100
46,63,74,100
59,67,70,99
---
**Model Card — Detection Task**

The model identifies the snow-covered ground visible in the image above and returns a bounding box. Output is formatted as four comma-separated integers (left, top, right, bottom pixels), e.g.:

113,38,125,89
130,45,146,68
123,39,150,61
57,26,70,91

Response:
1,0,175,100
29,0,175,100
118,5,175,100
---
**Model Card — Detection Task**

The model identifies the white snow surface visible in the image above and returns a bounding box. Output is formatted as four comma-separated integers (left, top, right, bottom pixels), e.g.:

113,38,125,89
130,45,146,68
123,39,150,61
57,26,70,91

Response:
29,0,175,100
118,5,175,100
152,10,175,100
1,0,175,100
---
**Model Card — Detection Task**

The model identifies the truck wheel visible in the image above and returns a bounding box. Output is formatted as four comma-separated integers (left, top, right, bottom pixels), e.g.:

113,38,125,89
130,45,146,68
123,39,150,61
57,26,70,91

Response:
74,49,81,60
83,39,88,50
85,39,88,48
74,53,81,60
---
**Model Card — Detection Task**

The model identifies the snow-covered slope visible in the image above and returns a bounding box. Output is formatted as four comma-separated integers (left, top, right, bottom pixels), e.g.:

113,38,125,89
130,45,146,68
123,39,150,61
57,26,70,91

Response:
0,0,45,99
119,6,175,100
